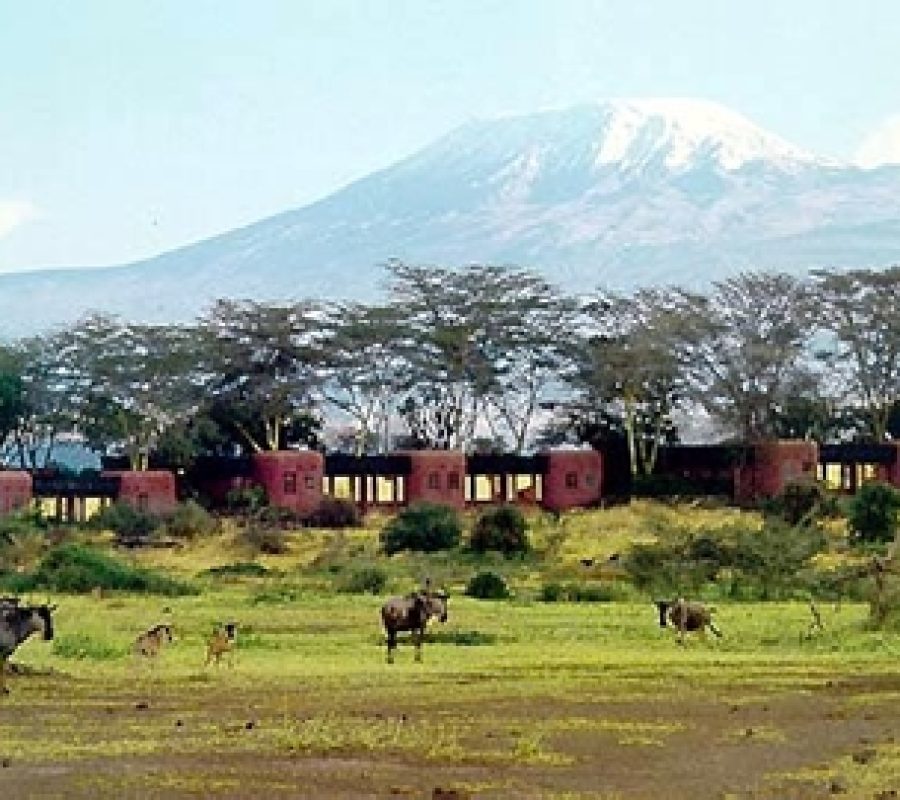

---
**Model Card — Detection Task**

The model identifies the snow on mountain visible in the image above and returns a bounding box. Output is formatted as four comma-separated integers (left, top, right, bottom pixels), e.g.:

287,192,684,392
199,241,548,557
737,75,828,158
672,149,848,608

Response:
1,98,899,338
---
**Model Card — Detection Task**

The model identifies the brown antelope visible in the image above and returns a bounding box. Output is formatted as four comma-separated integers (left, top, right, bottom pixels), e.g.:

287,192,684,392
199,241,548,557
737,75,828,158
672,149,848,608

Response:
205,622,237,667
134,624,174,659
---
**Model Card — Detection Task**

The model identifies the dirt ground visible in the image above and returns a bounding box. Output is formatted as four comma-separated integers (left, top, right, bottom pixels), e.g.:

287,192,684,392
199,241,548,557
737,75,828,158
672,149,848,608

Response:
1,670,898,799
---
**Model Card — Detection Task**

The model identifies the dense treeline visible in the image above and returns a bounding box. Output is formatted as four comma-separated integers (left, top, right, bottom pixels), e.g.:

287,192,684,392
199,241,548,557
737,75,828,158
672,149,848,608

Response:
1,261,899,472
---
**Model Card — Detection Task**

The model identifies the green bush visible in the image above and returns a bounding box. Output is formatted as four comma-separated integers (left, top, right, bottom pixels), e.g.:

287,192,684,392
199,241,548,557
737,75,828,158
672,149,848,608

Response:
8,544,195,595
202,562,270,578
623,520,827,600
91,502,160,544
469,505,529,556
465,570,510,600
254,505,302,529
538,582,617,602
766,479,839,526
226,485,267,514
238,521,288,555
848,482,900,544
0,509,46,546
163,500,218,539
380,503,462,555
337,566,387,595
304,497,361,529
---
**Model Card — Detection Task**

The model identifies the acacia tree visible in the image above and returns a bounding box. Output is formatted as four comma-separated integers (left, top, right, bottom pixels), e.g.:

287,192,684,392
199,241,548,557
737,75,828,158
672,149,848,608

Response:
668,272,814,442
3,332,86,469
480,274,574,453
387,261,571,452
321,303,407,455
568,289,682,475
387,262,498,451
67,316,199,469
198,300,326,453
812,267,900,441
0,345,26,459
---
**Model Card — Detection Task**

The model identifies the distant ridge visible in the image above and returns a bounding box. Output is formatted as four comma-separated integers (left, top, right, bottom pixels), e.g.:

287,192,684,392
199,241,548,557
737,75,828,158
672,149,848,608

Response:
2,98,900,337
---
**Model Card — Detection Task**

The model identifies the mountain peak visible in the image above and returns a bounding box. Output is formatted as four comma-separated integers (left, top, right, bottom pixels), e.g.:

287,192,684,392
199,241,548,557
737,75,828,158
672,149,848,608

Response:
438,98,832,180
593,97,821,171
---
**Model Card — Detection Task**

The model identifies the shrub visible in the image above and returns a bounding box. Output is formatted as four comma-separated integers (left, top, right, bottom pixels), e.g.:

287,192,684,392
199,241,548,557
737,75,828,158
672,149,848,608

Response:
848,482,900,545
469,505,529,556
538,582,616,602
0,509,46,546
465,570,510,600
304,497,361,529
254,505,302,529
163,500,218,539
202,562,270,578
226,485,267,514
337,566,387,594
380,503,462,555
238,521,289,555
10,544,195,595
766,479,838,526
91,502,160,545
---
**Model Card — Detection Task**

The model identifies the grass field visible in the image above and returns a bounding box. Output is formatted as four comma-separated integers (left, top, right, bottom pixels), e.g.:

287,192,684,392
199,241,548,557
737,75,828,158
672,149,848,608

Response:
1,503,899,799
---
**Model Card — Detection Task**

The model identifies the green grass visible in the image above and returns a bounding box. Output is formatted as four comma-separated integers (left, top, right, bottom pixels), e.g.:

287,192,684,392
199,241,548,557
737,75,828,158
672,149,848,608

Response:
1,502,898,798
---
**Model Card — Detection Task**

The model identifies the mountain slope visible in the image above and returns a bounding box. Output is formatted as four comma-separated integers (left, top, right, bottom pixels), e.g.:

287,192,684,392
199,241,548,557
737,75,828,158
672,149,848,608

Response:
2,98,900,337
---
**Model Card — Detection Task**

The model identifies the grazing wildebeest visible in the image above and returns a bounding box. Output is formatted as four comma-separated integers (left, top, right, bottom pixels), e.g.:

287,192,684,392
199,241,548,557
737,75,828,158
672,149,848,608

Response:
0,598,56,694
381,583,448,664
134,623,174,659
205,622,237,667
655,598,722,645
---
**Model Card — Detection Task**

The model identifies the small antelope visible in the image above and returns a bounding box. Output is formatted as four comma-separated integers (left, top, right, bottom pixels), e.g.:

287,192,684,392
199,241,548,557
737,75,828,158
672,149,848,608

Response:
205,622,237,667
134,624,174,659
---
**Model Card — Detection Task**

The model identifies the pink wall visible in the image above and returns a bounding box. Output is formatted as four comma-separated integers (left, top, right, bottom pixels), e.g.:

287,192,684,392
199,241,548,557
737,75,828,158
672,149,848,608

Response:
0,471,33,515
735,441,818,503
541,449,603,512
102,470,177,514
403,450,466,510
252,450,324,515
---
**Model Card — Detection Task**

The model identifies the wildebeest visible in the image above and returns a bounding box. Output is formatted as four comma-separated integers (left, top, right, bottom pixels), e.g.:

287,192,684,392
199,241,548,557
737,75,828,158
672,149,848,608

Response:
134,623,174,659
380,582,448,664
655,598,722,645
0,598,56,694
205,622,237,667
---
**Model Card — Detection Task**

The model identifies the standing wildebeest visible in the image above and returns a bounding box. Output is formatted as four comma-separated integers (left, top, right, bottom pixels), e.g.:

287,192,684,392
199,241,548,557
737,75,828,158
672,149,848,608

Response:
0,598,56,694
381,583,448,664
655,598,722,645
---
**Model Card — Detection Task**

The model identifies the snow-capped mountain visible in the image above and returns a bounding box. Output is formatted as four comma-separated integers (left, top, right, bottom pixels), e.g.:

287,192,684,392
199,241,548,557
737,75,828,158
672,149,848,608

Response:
2,98,900,338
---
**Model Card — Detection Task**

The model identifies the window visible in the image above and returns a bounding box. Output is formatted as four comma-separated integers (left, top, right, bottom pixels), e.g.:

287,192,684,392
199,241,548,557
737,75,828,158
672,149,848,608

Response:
427,472,440,490
137,493,150,511
565,472,578,489
304,475,316,490
283,472,297,494
585,473,596,487
447,472,460,491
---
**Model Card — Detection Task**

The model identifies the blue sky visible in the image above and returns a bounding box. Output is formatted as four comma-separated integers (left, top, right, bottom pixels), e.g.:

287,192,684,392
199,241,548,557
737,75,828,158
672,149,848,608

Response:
1,0,898,273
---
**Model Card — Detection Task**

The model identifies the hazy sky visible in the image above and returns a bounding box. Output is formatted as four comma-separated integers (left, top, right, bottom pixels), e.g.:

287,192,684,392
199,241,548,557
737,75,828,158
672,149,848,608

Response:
1,0,898,274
